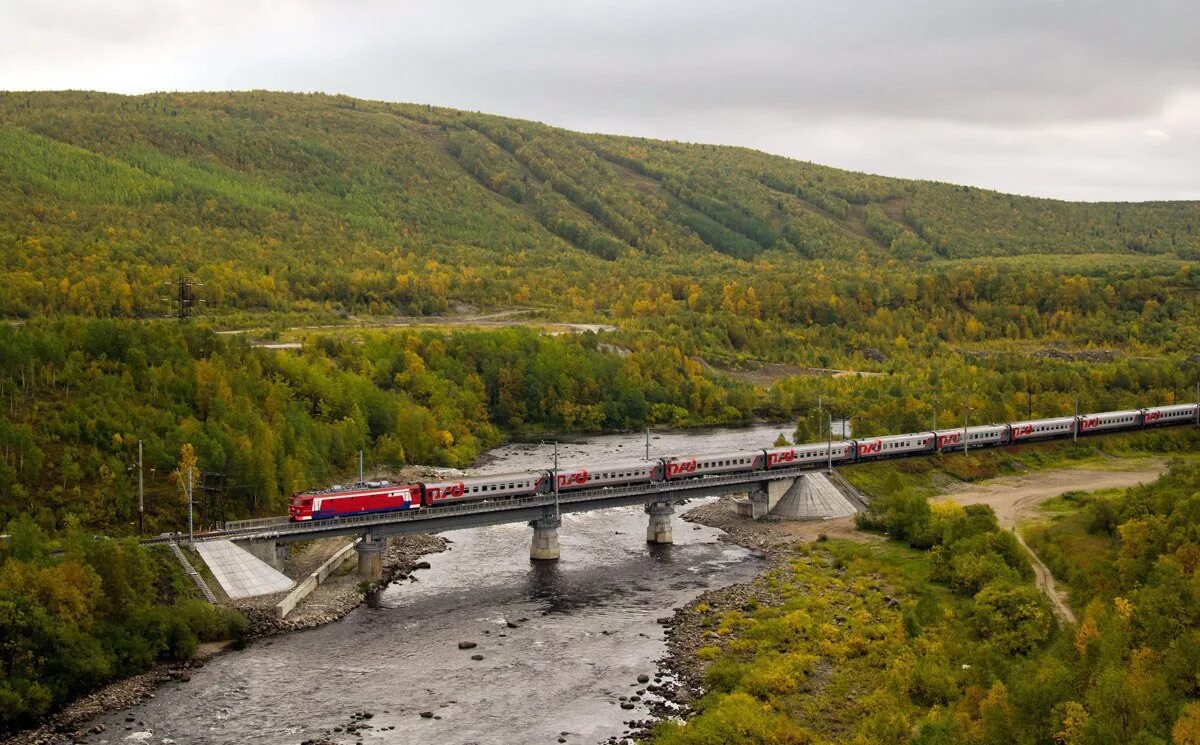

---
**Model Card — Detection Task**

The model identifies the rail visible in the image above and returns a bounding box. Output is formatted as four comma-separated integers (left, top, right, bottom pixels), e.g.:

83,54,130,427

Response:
141,414,1199,546
143,465,822,545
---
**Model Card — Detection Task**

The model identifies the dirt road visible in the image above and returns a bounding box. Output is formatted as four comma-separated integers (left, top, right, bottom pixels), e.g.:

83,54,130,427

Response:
933,461,1167,625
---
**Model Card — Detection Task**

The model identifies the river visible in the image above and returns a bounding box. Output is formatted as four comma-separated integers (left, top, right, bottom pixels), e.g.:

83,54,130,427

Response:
79,424,798,745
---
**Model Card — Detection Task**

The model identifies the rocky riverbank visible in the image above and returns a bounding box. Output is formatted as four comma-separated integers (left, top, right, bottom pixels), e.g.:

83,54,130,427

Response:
5,533,447,745
625,496,870,742
237,532,447,637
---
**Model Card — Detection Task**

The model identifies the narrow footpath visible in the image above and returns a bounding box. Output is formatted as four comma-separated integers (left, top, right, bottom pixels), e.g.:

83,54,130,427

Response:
931,460,1168,626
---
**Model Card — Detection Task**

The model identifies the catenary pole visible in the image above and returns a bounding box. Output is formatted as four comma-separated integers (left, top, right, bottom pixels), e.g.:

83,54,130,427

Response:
963,405,969,457
553,441,560,521
137,440,144,535
1074,396,1079,444
827,413,833,473
187,465,194,544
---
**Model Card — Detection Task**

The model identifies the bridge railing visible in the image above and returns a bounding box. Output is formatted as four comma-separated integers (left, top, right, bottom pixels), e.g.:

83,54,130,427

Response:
166,465,822,544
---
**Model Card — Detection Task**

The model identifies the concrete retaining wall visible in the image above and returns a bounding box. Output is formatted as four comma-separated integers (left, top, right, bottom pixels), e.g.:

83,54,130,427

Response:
275,538,360,620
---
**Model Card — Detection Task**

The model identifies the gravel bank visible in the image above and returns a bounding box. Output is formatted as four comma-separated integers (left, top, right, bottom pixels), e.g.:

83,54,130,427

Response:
633,496,872,741
5,533,447,745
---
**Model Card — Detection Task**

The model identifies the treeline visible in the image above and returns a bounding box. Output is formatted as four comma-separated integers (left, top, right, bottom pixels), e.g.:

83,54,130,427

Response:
2,91,1199,320
0,320,765,532
0,515,245,732
656,459,1200,743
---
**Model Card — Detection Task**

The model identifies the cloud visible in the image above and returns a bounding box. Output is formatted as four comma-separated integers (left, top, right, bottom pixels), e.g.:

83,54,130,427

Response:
1,0,1198,200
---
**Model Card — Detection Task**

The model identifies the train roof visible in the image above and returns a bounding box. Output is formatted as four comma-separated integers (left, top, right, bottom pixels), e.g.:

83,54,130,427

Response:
296,480,416,497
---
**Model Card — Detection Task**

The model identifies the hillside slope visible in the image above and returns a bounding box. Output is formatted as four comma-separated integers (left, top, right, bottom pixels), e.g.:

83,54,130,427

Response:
2,90,1199,317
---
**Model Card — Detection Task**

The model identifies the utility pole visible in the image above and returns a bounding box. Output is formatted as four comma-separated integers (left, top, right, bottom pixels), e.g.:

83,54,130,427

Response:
187,465,194,544
161,277,203,320
358,450,364,485
1073,396,1079,444
552,441,560,520
827,412,833,473
963,405,969,457
645,427,650,461
1196,381,1199,427
817,394,823,442
933,394,938,431
137,440,144,535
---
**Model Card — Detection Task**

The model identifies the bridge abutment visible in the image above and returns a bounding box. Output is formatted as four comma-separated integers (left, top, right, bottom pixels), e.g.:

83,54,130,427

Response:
529,514,562,561
356,534,386,580
645,501,674,544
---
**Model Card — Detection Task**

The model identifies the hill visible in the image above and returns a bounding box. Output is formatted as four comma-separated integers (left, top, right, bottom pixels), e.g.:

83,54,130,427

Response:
2,90,1199,318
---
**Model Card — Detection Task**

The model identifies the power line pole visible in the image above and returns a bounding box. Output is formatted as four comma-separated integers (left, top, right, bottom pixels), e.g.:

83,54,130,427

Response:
187,465,194,544
963,404,969,457
827,412,833,473
1073,395,1079,444
645,427,650,461
161,277,203,320
553,441,560,521
358,450,364,485
137,440,144,535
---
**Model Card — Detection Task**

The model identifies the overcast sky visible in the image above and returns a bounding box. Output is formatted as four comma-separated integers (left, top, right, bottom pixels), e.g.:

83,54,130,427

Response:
3,0,1199,201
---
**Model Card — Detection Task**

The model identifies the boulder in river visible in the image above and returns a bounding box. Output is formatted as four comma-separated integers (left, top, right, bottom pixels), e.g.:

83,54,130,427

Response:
457,641,477,650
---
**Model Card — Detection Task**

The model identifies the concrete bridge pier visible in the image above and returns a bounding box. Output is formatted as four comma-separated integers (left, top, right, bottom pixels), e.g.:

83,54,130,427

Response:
645,501,674,544
356,533,386,580
241,538,288,570
529,513,562,561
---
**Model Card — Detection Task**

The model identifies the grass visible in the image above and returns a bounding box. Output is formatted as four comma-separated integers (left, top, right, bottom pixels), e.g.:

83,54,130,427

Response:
1019,488,1122,609
651,539,976,744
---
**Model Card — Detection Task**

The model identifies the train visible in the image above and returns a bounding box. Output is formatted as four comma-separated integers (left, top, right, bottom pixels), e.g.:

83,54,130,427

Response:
287,403,1198,521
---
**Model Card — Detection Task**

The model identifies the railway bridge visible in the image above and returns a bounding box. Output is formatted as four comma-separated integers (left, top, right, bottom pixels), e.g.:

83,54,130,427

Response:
147,464,829,580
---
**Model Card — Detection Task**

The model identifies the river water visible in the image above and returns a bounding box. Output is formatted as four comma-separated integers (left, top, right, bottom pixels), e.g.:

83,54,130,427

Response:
80,424,794,745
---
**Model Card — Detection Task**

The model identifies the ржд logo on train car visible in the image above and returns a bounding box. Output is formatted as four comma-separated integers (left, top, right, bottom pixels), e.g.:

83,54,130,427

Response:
666,459,697,478
428,482,466,500
857,440,882,456
1144,411,1162,423
557,470,589,488
1013,424,1034,439
767,450,796,467
1079,417,1101,432
937,432,962,449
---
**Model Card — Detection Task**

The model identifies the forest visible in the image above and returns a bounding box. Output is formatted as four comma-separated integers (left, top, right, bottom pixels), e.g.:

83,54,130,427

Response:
3,90,1200,736
651,456,1200,744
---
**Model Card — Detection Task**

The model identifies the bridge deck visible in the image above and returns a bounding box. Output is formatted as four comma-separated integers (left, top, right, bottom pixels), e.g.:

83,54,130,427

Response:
150,465,820,545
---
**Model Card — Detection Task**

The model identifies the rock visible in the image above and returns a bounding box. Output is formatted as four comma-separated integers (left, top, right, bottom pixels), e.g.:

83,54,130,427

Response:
457,641,477,650
506,620,520,628
414,561,431,569
470,654,484,661
637,674,649,683
631,695,641,702
620,702,635,710
656,617,671,625
559,739,566,743
419,711,434,718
